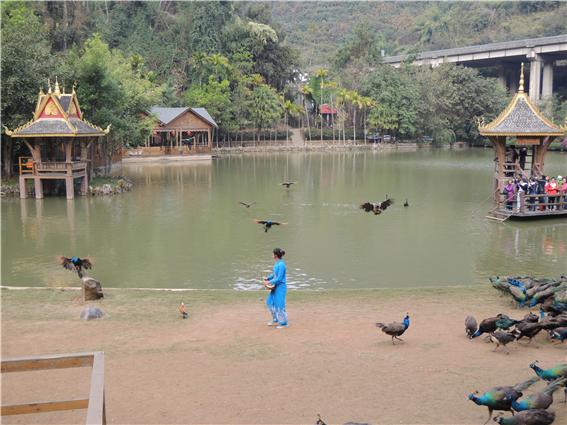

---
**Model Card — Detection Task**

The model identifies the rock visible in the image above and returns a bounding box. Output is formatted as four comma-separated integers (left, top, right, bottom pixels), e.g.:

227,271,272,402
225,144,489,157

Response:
82,277,104,301
80,306,104,321
102,183,113,195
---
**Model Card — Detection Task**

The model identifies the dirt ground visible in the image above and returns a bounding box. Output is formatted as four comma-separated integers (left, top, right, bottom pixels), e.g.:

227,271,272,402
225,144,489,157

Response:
1,287,566,425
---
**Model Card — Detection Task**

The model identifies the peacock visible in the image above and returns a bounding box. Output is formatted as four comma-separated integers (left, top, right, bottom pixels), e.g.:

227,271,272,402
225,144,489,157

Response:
529,361,567,382
510,378,566,412
514,322,543,344
57,256,93,278
489,331,516,354
254,219,287,233
465,315,478,338
496,316,520,330
315,414,327,425
550,327,567,342
376,313,410,344
494,409,555,425
471,315,507,338
360,197,394,215
239,201,256,208
468,377,539,424
281,181,296,188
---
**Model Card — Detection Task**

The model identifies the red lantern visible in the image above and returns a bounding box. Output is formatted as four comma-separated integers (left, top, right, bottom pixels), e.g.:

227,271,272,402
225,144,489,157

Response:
170,131,175,136
188,131,193,136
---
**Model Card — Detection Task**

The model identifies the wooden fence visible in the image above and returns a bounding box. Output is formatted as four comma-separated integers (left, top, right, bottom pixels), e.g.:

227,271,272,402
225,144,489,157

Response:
1,352,106,424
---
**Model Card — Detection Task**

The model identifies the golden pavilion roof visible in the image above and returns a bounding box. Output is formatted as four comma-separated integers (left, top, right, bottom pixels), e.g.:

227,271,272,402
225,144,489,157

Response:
478,64,565,137
3,78,110,138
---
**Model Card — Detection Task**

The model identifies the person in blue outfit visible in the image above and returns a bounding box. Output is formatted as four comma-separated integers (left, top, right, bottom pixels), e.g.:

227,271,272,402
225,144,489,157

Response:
263,248,288,329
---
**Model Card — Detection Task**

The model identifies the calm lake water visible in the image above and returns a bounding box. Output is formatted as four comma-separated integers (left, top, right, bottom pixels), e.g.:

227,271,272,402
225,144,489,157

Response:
2,149,566,289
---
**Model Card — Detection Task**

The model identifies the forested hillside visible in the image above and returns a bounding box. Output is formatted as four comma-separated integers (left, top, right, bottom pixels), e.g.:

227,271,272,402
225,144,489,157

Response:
271,1,567,68
2,1,566,177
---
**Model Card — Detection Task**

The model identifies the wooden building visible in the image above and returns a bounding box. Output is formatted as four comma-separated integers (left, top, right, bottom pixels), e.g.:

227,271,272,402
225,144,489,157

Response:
478,64,566,220
4,79,110,200
319,104,337,127
127,107,217,157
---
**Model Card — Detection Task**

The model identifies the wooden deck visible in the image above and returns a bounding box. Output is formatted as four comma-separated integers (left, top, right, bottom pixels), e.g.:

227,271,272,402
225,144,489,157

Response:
486,193,567,221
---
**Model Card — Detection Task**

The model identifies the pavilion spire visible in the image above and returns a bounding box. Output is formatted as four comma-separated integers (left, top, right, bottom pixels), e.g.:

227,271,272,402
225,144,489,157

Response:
47,78,52,94
54,76,61,96
518,63,525,93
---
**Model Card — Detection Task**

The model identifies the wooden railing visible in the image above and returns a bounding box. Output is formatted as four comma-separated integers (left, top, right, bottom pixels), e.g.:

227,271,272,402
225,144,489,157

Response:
18,157,34,175
496,192,566,213
1,352,106,424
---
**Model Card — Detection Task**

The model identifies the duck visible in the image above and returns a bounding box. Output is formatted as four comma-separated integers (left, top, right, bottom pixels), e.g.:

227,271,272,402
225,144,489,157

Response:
239,201,256,208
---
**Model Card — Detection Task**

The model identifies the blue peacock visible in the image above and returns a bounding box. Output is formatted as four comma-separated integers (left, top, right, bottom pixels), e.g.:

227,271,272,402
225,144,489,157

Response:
468,377,539,424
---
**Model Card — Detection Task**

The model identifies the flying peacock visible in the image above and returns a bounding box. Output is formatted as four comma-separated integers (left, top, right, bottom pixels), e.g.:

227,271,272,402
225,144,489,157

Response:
360,197,394,215
57,256,93,278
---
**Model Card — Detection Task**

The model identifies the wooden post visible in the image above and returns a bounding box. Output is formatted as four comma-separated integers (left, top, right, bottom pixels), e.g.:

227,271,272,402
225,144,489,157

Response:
81,176,88,195
519,191,526,213
19,176,28,199
66,177,74,200
34,178,43,199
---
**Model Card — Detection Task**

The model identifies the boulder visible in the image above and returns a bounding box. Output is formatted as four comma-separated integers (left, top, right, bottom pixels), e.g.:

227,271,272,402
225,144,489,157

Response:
80,306,104,321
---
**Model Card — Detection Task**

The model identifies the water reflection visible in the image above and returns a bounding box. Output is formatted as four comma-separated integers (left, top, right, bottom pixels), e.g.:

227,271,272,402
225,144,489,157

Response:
2,150,566,289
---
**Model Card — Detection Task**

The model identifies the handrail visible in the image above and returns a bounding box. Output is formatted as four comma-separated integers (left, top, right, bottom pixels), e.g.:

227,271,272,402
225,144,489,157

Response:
1,352,106,425
18,157,33,175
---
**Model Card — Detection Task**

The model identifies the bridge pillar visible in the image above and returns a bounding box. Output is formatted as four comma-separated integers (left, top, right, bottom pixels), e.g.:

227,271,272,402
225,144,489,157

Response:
528,53,542,101
541,60,554,100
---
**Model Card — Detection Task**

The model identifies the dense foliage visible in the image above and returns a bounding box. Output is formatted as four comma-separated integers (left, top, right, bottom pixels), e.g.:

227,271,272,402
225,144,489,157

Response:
1,1,565,176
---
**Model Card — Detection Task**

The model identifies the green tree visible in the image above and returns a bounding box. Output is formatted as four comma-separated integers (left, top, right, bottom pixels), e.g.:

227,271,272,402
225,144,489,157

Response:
247,84,282,143
1,1,54,177
69,35,164,173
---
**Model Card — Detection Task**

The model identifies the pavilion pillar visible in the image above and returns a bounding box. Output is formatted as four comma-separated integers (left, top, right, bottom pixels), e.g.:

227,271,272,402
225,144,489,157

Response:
19,176,28,199
208,129,212,150
65,177,74,200
34,177,43,199
528,53,542,102
81,175,88,195
541,60,554,100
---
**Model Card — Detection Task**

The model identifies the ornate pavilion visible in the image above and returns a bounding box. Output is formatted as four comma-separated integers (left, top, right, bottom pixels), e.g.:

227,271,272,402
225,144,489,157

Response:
478,64,566,220
4,79,110,199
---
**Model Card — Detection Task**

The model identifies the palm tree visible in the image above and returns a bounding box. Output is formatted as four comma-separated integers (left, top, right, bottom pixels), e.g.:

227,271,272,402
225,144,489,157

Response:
336,88,351,145
314,68,328,142
206,53,230,81
299,85,313,143
322,80,338,143
349,90,365,143
359,96,376,144
281,98,303,145
190,52,208,86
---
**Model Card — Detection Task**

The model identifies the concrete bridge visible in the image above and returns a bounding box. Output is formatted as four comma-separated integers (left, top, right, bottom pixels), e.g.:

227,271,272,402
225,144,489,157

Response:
382,35,567,101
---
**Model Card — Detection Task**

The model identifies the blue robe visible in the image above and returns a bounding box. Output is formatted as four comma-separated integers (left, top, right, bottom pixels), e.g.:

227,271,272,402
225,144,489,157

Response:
266,259,287,325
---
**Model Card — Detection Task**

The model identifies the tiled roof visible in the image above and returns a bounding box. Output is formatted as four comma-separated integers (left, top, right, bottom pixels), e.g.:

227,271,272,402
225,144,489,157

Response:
149,106,218,128
479,93,564,136
191,108,218,128
17,119,74,135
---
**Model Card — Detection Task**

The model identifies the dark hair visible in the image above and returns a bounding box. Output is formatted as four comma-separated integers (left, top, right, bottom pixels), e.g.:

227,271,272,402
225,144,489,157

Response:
273,248,285,259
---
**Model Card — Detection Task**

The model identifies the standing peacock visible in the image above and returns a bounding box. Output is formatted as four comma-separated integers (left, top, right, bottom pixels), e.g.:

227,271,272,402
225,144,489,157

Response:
510,378,566,412
465,315,478,338
376,313,410,344
529,361,567,382
468,377,539,424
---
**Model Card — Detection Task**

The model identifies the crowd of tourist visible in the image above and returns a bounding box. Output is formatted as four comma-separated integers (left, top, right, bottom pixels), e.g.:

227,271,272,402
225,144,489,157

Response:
502,174,567,211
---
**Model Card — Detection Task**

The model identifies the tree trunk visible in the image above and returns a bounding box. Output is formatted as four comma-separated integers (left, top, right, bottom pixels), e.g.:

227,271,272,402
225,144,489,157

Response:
353,109,357,144
62,1,69,51
2,138,14,178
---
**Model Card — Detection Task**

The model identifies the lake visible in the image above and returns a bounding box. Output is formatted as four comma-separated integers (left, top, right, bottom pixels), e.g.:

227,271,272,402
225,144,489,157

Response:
2,149,566,289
